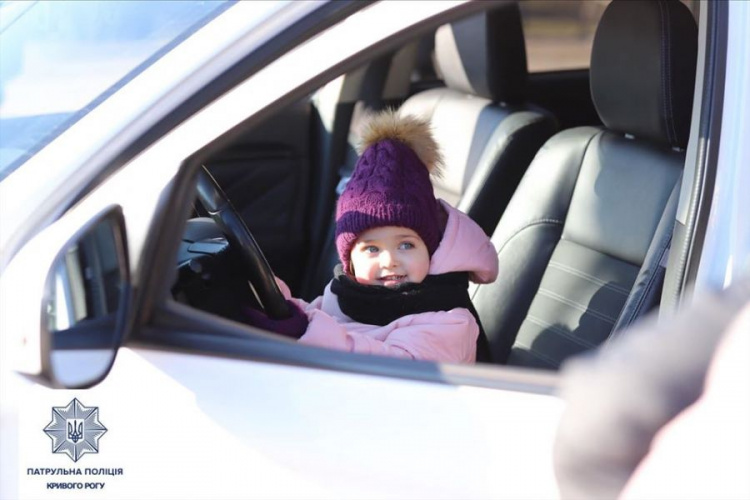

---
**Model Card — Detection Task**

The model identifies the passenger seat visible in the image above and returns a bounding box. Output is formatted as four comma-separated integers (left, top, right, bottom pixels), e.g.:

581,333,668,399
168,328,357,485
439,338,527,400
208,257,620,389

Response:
473,0,698,368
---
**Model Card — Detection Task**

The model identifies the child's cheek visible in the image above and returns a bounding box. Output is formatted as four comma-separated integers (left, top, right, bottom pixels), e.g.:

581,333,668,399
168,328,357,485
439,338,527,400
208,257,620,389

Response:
351,256,375,284
409,251,431,283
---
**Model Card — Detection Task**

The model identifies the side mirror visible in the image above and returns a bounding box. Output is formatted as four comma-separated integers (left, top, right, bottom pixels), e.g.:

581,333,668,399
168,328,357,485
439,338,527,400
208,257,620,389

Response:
41,207,131,388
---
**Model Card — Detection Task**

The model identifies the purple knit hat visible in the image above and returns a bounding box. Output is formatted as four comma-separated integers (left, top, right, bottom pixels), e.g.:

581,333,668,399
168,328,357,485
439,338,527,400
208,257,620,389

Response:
336,110,443,274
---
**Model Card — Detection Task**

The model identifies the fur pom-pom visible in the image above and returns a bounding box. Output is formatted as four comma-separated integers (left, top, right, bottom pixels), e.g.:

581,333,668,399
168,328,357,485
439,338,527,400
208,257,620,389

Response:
358,109,443,176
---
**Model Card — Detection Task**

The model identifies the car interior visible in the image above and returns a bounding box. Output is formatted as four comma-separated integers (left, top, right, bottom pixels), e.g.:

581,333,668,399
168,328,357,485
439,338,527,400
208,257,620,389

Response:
172,0,700,371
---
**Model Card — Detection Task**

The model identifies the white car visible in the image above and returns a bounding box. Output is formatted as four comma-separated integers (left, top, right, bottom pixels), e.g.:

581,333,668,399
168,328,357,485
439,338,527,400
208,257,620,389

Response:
1,1,748,498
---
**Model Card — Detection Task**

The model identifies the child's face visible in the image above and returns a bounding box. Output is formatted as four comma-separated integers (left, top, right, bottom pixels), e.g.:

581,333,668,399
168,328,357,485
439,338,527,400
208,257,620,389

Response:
350,226,430,287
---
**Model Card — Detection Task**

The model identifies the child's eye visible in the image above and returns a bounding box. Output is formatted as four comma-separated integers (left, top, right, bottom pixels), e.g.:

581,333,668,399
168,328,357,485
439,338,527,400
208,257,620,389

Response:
364,245,379,254
399,242,415,250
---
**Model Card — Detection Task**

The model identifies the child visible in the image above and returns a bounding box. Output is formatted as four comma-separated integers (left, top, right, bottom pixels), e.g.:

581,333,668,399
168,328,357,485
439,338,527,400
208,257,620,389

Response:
245,110,499,363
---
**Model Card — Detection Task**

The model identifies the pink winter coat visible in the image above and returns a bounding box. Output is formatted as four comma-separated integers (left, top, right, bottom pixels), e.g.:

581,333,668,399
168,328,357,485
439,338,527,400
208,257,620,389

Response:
279,201,499,363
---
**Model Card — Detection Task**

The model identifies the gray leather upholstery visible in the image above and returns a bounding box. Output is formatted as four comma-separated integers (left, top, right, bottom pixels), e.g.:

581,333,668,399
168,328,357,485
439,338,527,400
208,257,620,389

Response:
591,0,698,148
612,177,681,335
473,0,698,367
435,5,528,103
401,4,558,235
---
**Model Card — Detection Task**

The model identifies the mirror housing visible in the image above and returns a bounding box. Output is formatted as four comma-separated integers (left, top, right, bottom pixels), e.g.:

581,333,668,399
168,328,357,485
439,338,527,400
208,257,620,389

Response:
42,207,131,388
2,206,131,389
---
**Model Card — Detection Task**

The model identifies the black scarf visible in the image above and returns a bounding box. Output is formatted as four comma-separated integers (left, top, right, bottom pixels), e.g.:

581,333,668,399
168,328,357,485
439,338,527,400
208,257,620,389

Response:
330,265,491,362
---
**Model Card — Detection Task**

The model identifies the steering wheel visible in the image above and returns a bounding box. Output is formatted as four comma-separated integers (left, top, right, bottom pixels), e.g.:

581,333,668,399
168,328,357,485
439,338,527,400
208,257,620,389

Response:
195,166,291,319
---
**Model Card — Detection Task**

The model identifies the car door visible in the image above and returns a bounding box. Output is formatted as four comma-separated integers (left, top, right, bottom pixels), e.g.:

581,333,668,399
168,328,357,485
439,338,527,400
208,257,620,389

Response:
1,2,563,498
1,1,743,499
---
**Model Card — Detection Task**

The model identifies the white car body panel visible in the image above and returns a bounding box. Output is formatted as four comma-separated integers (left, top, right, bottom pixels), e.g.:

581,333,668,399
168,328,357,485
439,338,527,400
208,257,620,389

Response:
2,0,748,498
11,349,562,499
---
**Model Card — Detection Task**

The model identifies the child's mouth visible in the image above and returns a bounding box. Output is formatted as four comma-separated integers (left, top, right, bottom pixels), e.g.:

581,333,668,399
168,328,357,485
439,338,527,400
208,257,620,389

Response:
378,274,407,286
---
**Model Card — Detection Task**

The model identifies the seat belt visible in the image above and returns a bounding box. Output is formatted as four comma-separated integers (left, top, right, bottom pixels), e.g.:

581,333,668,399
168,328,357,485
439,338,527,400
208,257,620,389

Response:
610,174,682,338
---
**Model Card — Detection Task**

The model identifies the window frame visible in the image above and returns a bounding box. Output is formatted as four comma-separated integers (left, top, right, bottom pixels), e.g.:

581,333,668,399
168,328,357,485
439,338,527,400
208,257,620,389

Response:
128,0,561,391
124,0,715,391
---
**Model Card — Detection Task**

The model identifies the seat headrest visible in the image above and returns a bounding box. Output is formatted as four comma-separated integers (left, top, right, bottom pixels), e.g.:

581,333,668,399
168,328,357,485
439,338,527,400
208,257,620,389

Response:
340,42,421,104
591,0,698,148
434,4,528,103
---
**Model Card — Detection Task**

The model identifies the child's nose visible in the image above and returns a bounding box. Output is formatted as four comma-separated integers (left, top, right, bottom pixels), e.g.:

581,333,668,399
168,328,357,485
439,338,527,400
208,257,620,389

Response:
379,250,398,268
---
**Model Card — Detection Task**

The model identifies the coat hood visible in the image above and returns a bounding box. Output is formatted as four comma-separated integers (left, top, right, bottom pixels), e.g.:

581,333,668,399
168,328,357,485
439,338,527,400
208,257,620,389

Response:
429,200,498,284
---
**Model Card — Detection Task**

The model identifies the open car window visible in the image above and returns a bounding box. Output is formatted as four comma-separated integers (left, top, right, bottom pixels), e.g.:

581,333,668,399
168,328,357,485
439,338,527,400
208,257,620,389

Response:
135,0,707,385
3,0,726,393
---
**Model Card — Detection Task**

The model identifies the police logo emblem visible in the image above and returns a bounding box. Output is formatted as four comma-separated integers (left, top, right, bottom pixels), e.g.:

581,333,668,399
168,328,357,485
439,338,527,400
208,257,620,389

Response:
43,398,107,462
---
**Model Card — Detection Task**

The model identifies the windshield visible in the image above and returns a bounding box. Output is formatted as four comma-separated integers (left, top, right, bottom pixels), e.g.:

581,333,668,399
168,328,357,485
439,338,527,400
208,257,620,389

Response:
0,0,232,181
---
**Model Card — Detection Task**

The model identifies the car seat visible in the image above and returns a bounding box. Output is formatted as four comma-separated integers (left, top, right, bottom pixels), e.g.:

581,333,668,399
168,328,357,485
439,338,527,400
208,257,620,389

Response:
473,0,698,368
400,3,558,235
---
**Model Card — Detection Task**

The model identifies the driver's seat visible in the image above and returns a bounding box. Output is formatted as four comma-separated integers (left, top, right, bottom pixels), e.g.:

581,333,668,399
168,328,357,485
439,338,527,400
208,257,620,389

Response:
473,0,698,368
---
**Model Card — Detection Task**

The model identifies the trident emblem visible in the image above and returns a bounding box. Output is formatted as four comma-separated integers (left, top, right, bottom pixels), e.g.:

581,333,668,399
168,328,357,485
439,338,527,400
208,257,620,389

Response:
67,419,84,443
